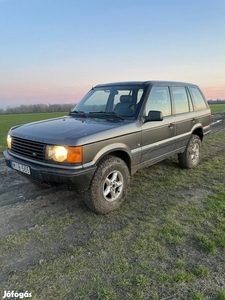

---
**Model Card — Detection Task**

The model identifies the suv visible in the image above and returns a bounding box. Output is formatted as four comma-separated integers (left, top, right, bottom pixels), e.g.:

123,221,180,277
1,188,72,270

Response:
4,81,211,214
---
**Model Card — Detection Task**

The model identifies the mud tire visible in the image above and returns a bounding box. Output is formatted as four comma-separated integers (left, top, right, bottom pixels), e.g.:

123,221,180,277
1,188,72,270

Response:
178,134,201,169
83,155,130,214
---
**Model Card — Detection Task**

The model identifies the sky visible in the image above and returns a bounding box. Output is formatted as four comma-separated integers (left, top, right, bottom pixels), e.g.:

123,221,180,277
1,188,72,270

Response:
0,0,225,109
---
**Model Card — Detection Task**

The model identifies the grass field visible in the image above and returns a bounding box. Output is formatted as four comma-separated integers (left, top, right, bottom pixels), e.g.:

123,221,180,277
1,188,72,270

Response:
0,129,225,299
209,103,225,113
0,112,67,154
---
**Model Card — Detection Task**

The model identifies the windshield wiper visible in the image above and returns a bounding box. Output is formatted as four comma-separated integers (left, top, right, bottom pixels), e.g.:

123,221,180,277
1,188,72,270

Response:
69,110,87,118
89,111,124,121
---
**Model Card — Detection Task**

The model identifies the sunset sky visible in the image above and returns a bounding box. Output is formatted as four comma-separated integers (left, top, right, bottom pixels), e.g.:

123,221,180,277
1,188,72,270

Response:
0,0,225,109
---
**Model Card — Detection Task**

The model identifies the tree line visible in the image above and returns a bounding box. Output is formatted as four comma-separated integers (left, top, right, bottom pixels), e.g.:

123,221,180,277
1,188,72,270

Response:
0,103,76,114
208,100,225,104
1,100,224,115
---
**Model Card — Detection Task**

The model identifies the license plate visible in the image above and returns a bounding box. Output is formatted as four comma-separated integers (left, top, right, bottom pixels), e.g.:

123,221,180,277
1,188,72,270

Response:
10,161,31,175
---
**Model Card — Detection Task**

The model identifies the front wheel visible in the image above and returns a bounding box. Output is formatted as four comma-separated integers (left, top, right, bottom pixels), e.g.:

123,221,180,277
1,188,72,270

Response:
83,155,130,214
178,134,201,169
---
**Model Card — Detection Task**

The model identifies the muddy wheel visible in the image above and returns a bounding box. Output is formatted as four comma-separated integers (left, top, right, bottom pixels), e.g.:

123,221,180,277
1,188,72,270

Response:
178,134,201,169
84,155,130,214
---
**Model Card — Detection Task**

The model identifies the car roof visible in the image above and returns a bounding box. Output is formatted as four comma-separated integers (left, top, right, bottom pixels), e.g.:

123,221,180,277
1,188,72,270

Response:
95,80,198,88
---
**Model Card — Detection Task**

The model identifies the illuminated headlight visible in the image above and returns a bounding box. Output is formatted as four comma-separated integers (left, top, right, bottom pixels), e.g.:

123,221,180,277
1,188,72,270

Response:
45,145,82,163
7,135,12,149
46,145,67,162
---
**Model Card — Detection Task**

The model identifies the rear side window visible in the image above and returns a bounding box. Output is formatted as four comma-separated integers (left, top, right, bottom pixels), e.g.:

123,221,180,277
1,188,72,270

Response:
190,88,207,110
171,87,190,114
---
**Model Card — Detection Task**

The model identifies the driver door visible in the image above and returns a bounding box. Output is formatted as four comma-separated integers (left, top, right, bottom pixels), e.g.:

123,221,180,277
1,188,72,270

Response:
141,86,175,166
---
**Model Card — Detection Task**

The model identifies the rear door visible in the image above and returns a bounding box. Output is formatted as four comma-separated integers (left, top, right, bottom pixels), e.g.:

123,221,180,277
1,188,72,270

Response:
189,87,211,136
171,86,195,152
141,86,175,166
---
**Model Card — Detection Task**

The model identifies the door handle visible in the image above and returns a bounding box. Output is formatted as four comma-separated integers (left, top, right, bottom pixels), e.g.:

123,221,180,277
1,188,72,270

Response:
192,118,196,123
168,123,175,129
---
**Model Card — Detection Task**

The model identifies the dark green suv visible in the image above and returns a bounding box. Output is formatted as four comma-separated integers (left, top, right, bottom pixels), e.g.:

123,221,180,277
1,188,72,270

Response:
4,81,211,213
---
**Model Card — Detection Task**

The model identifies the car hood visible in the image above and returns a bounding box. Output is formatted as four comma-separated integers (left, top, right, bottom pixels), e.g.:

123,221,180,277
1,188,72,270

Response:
9,116,137,145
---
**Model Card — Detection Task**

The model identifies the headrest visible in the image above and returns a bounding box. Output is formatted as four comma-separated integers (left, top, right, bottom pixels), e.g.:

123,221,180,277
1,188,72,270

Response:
120,95,132,103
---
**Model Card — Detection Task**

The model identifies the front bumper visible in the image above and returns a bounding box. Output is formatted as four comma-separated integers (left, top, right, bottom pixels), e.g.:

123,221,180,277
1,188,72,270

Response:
3,150,96,191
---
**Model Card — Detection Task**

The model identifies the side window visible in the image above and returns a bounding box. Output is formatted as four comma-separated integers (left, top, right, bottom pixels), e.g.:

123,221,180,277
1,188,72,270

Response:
145,86,171,117
190,87,207,110
171,87,190,114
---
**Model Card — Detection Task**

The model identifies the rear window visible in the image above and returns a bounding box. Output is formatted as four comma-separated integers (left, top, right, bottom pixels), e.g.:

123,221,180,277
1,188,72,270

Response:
190,88,207,110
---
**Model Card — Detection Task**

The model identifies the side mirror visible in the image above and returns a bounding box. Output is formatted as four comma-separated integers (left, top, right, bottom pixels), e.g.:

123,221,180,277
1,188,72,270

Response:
144,110,163,122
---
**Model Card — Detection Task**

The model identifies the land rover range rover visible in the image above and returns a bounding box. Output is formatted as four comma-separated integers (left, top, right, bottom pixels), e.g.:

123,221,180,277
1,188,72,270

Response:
4,81,211,213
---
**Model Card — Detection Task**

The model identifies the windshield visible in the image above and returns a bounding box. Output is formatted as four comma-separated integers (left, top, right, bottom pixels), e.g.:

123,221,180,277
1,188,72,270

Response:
71,85,146,119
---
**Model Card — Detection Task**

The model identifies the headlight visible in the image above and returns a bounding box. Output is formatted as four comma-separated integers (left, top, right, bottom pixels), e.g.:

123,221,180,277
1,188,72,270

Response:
7,135,12,149
45,145,82,163
46,145,67,162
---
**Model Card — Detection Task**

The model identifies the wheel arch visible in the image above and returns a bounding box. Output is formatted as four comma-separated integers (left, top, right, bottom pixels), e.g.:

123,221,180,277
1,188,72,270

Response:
92,143,132,174
192,126,203,141
109,150,131,173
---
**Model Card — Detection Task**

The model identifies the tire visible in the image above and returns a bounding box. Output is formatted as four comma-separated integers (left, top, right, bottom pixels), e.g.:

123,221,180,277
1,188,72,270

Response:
83,155,130,214
178,134,201,169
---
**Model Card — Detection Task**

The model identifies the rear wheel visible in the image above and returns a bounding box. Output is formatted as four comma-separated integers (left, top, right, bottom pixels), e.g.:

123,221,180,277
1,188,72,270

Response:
83,155,130,214
178,134,201,169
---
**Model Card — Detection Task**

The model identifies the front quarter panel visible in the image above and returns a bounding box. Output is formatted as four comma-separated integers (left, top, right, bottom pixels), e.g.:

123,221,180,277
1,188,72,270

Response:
82,131,142,171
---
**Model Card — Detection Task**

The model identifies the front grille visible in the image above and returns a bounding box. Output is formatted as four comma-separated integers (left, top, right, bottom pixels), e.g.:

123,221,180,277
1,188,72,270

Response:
11,136,46,161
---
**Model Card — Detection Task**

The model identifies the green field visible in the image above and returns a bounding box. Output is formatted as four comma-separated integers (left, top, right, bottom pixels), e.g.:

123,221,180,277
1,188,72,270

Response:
209,103,225,113
0,112,67,154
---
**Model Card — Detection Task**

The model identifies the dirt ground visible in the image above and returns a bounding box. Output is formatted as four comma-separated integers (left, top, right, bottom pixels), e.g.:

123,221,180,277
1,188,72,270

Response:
0,111,225,239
